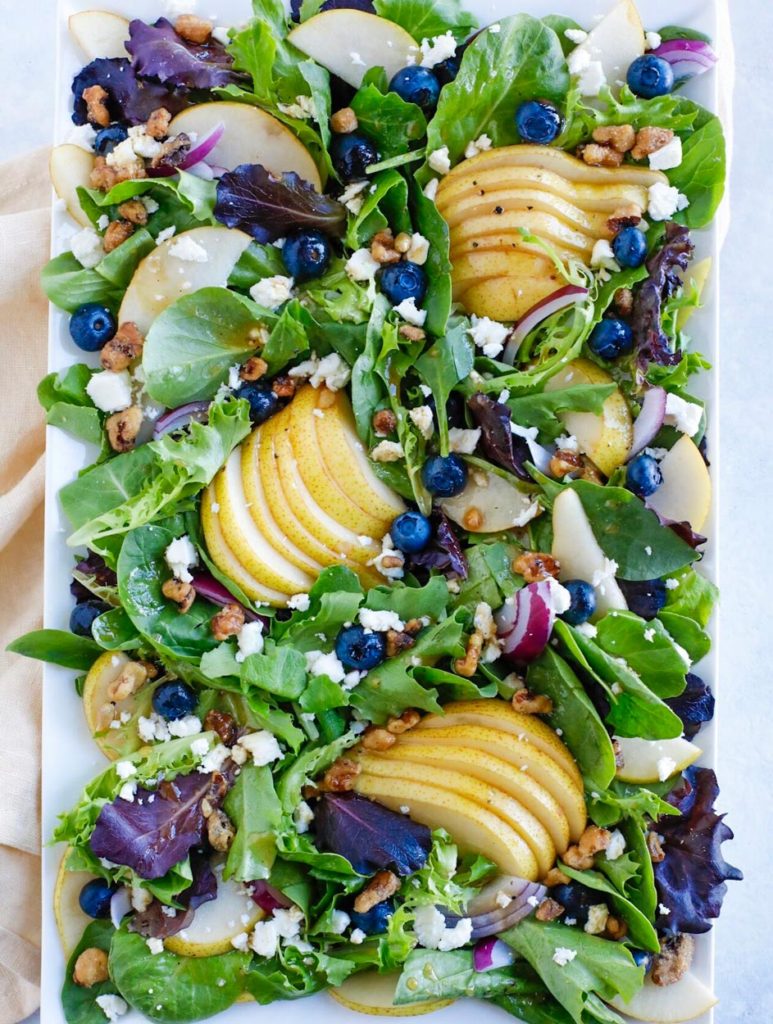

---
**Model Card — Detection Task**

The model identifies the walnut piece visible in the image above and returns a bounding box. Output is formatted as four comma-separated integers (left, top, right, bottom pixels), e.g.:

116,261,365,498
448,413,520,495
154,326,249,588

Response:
385,629,416,658
106,405,143,453
370,229,401,265
103,219,134,253
513,551,560,583
82,85,110,127
647,830,666,863
386,708,421,734
107,661,148,702
543,867,571,888
463,507,484,530
614,287,634,317
398,324,426,341
73,947,109,988
330,107,358,134
207,808,235,852
271,374,296,398
353,870,400,913
175,14,213,43
319,757,361,792
239,356,268,382
117,199,149,226
372,409,397,436
631,126,674,161
454,631,483,678
535,897,565,922
361,727,397,751
512,689,554,715
651,934,694,987
592,124,635,153
549,449,584,479
204,709,237,746
100,321,145,371
580,143,624,168
211,602,245,641
146,107,172,140
607,202,643,234
578,825,612,857
161,577,196,613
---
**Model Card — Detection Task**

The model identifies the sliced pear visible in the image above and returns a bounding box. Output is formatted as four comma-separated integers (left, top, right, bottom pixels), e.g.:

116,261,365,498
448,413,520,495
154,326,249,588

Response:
449,210,596,259
69,10,129,59
164,871,262,957
608,972,718,1023
54,850,97,957
545,358,633,476
552,488,628,618
614,736,702,784
119,226,251,334
646,435,711,532
567,0,645,89
357,753,554,875
419,700,583,789
50,144,94,227
82,650,152,761
452,248,575,286
440,469,540,534
456,274,562,323
168,102,321,189
377,742,571,853
353,776,540,879
437,182,612,234
330,972,452,1016
288,10,418,89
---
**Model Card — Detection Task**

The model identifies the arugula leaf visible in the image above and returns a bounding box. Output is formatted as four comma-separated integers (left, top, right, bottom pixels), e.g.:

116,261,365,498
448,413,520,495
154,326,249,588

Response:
594,611,688,698
61,921,118,1024
7,629,102,670
224,764,282,881
374,0,476,41
557,864,659,953
351,85,427,158
415,317,474,455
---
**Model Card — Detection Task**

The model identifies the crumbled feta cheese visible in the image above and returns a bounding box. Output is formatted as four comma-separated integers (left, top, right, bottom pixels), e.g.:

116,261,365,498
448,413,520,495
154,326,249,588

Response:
249,918,278,956
546,578,572,615
105,138,140,170
428,146,451,176
448,426,481,454
568,47,606,96
305,649,347,683
119,781,137,802
370,533,405,580
287,593,310,612
191,736,210,758
512,499,541,528
350,927,366,944
146,937,165,955
657,756,677,782
406,232,430,265
141,196,160,214
413,905,473,950
211,25,230,45
359,608,404,633
645,31,662,51
289,351,351,391
552,947,577,967
419,31,457,69
464,133,493,159
350,51,366,67
277,94,316,120
644,446,669,461
649,136,683,171
68,123,97,151
556,434,579,452
371,440,404,462
339,180,369,215
96,995,128,1022
564,28,588,44
592,558,619,595
393,297,427,327
238,730,283,766
495,890,513,909
199,743,231,774
71,227,103,269
164,534,198,584
591,239,620,272
86,369,133,412
345,247,380,282
658,903,671,916
665,577,679,590
293,800,315,834
330,910,351,934
474,602,495,639
250,275,294,309
574,621,598,639
156,225,176,244
273,906,304,940
585,904,610,935
235,621,264,663
131,884,152,913
115,760,137,780
409,404,434,439
423,178,439,201
168,235,209,262
97,214,110,231
664,394,703,435
468,314,509,358
643,628,656,642
231,931,250,951
648,182,689,221
606,829,627,861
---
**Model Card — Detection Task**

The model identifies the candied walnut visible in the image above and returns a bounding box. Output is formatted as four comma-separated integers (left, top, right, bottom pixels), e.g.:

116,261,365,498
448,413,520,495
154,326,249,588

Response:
647,830,666,863
137,660,159,680
386,629,416,658
604,914,628,940
386,708,421,734
513,551,560,583
90,156,119,191
562,844,594,871
632,126,674,161
393,232,412,254
207,808,235,852
612,738,625,770
100,321,145,371
398,323,426,341
361,727,397,751
592,124,635,153
651,934,694,987
578,825,612,857
372,408,397,436
239,356,268,382
83,84,110,127
381,555,404,571
580,143,624,169
319,757,361,792
146,106,172,140
73,947,109,988
271,374,296,398
107,661,148,702
463,507,484,531
370,229,401,265
330,107,358,134
550,449,584,478
150,134,190,170
512,689,554,715
614,287,634,317
117,199,149,225
579,456,604,484
161,577,196,613
454,631,483,678
404,619,423,636
536,897,565,922
106,405,143,453
211,602,245,641
103,219,134,253
544,867,570,888
204,709,237,746
607,202,643,234
175,14,213,43
353,870,400,913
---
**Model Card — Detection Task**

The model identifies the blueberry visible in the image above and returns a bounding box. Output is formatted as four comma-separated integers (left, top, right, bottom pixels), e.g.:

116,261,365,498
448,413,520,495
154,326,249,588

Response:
627,54,675,99
335,625,387,671
79,878,117,919
350,898,395,935
561,580,596,626
626,453,663,498
240,382,281,424
613,226,648,269
388,66,441,114
378,261,427,305
282,228,332,282
631,949,653,973
587,318,633,360
152,680,198,720
618,578,667,620
434,55,460,85
391,510,432,553
330,132,379,180
515,99,564,145
69,599,109,637
550,883,601,926
69,304,116,352
421,454,468,498
93,124,128,156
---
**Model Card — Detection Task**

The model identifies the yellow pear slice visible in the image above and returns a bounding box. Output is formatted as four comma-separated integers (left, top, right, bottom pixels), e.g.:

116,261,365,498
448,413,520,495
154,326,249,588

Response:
357,754,555,875
552,488,628,618
449,210,596,259
399,724,586,840
330,972,452,1016
456,275,562,323
353,775,539,879
50,144,94,227
69,10,129,59
54,849,96,957
440,470,539,534
289,10,418,89
169,102,321,189
608,972,717,1023
545,358,633,476
119,226,252,334
646,435,711,532
614,736,702,785
164,871,263,957
438,183,611,236
568,0,645,89
82,650,152,761
377,742,571,853
677,258,712,330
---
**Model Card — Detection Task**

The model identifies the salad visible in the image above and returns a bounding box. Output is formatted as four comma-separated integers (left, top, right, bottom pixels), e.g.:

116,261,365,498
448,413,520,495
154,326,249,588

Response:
10,1,741,1022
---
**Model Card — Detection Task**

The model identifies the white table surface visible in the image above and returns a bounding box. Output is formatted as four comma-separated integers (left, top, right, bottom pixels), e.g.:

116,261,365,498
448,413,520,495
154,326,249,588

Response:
2,0,770,1020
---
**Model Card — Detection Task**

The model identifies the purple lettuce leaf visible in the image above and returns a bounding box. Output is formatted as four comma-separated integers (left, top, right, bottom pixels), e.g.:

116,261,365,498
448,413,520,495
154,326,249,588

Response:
654,767,742,934
214,164,346,243
71,551,117,601
290,0,374,19
665,673,715,740
314,792,431,876
467,393,531,482
407,510,468,581
632,223,695,375
126,18,243,90
667,520,708,550
130,854,217,938
71,57,189,126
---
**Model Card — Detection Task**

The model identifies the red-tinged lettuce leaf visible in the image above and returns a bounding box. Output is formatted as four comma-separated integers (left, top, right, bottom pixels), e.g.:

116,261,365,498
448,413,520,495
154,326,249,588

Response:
130,853,217,938
654,767,742,934
407,510,468,581
632,223,695,375
290,0,374,19
71,58,189,126
467,393,531,482
126,18,243,90
664,673,714,740
214,164,346,243
314,792,431,875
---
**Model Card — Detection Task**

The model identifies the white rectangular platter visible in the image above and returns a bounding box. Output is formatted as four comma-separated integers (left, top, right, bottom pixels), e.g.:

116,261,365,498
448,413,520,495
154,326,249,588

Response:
41,1,732,1021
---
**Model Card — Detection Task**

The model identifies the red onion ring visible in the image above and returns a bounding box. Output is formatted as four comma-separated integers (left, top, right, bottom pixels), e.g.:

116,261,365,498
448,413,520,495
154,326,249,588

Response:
190,572,268,625
652,39,718,82
627,387,666,461
110,887,132,929
502,285,589,365
249,880,292,913
495,581,556,662
473,937,515,972
147,123,225,178
152,401,211,440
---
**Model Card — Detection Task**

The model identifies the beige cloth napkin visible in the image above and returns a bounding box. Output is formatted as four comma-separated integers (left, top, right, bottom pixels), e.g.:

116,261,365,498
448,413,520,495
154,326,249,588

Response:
0,148,51,1023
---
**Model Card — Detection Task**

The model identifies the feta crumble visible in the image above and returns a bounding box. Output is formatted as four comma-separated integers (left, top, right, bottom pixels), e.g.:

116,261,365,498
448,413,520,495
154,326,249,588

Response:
591,239,620,272
156,225,176,244
406,232,430,265
649,136,683,171
86,369,133,413
645,31,663,50
464,133,493,159
250,275,294,310
345,247,380,282
235,621,264,663
305,649,347,683
359,608,404,632
277,94,315,120
564,28,588,44
419,31,457,69
664,393,703,435
293,800,315,834
606,829,627,861
448,426,481,454
413,905,473,951
95,995,129,1022
468,314,509,358
371,440,405,462
568,47,606,97
648,182,689,221
339,180,369,215
393,297,427,327
423,178,439,201
212,25,231,45
552,947,578,967
409,404,434,439
71,227,103,269
163,534,198,584
287,593,311,612
350,928,366,944
250,919,279,957
146,937,165,955
428,146,451,176
168,235,209,262
330,910,351,935
238,730,283,766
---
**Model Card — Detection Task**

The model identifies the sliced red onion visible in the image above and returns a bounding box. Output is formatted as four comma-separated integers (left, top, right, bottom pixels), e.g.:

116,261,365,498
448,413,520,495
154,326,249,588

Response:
473,937,515,972
443,877,547,940
652,39,718,83
249,880,292,913
179,122,225,170
190,572,268,625
495,581,555,662
502,285,589,365
627,387,666,461
152,400,211,440
110,887,132,929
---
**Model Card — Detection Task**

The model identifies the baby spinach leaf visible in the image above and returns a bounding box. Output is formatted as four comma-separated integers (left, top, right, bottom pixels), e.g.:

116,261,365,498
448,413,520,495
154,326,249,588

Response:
228,240,286,291
663,567,718,627
224,764,282,881
415,317,474,454
413,665,497,701
41,253,123,314
374,0,476,41
91,608,142,651
351,85,427,158
492,990,575,1024
60,445,159,534
451,540,520,612
93,228,156,289
542,15,582,55
61,920,118,1024
38,364,105,447
594,611,687,698
618,819,658,920
658,611,710,664
558,865,659,953
240,644,308,700
7,629,102,671
506,385,616,442
395,950,537,1004
346,169,410,249
669,109,726,229
409,178,452,335
260,299,310,372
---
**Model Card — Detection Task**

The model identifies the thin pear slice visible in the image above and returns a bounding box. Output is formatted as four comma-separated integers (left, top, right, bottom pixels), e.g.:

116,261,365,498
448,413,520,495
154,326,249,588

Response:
357,754,556,875
164,870,263,957
456,275,561,322
439,183,611,235
440,470,539,534
450,234,587,265
608,972,717,1023
615,736,702,785
69,10,129,59
354,775,539,879
552,488,628,618
450,210,597,258
377,742,571,853
451,249,567,287
50,144,94,227
419,699,583,789
82,650,152,761
568,0,645,89
288,10,418,89
54,849,97,957
399,724,586,840
330,972,452,1016
119,226,251,334
169,102,321,189
646,435,711,532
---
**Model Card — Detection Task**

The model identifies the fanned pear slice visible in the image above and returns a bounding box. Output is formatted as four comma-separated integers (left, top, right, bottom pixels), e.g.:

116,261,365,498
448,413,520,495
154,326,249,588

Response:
450,233,587,264
614,736,702,785
451,249,567,287
646,435,711,532
357,754,556,875
330,972,452,1016
165,871,263,957
50,144,94,227
82,650,152,760
608,971,717,1023
119,226,251,334
568,0,645,89
440,470,539,534
168,102,321,189
456,275,561,323
450,208,606,253
436,182,611,235
288,10,418,89
69,10,129,58
399,724,586,840
354,775,539,879
54,849,97,957
418,699,582,788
